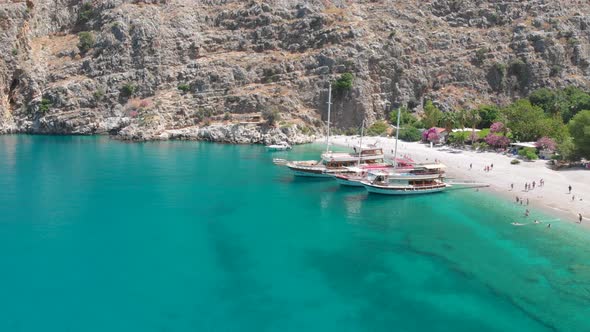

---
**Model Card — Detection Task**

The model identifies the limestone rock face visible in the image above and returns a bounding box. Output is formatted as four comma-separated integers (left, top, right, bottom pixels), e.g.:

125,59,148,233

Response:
2,0,590,141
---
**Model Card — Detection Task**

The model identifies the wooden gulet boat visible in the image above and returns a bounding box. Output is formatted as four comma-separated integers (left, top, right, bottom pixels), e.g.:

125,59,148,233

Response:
361,164,450,195
286,145,387,177
359,105,450,195
285,83,386,177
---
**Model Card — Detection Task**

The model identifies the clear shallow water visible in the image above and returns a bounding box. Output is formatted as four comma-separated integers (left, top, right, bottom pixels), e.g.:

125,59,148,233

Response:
0,135,589,332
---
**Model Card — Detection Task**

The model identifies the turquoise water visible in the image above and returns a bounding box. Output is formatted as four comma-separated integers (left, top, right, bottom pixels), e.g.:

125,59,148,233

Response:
1,135,589,332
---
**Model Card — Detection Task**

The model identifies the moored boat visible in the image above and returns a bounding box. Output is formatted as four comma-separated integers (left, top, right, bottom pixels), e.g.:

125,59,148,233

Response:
332,158,415,186
266,141,292,151
286,145,386,177
361,164,449,195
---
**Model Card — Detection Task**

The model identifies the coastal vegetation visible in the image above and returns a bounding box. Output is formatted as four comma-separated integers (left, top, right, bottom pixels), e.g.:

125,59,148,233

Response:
366,121,388,136
386,86,590,161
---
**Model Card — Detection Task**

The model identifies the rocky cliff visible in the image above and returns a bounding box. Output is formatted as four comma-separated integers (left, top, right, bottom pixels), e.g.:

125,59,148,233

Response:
2,0,590,142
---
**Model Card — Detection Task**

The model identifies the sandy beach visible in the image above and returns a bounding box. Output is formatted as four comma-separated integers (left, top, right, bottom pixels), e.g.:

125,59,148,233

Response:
330,135,590,224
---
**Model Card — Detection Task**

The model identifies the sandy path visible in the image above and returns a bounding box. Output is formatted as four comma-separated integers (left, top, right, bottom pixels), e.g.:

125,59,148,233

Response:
329,135,590,224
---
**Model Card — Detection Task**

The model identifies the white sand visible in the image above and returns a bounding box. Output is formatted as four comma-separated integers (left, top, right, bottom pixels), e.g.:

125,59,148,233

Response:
329,135,590,224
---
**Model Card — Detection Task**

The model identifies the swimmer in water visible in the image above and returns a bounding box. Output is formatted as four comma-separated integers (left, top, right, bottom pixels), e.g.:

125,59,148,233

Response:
547,223,551,228
534,220,540,224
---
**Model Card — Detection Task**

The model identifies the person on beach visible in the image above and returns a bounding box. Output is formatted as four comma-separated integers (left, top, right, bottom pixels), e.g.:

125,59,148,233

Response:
579,214,583,223
526,198,529,205
532,181,536,189
525,209,530,217
510,183,514,190
569,185,572,193
516,196,519,203
525,183,528,191
572,195,576,202
491,163,493,169
470,163,472,170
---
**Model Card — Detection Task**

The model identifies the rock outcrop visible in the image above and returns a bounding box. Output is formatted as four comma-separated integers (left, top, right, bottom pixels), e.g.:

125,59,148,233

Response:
2,0,590,142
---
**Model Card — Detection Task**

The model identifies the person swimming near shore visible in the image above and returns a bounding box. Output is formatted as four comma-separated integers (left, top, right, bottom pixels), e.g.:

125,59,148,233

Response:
534,220,540,224
511,222,525,226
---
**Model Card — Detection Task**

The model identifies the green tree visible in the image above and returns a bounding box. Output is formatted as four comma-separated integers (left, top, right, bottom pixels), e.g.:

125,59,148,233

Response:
528,86,590,123
440,111,457,133
561,86,590,123
467,109,481,139
77,31,95,54
528,88,557,114
422,100,442,128
397,126,422,142
568,110,590,158
389,107,417,126
501,100,551,141
334,73,353,91
556,136,576,161
476,105,500,128
456,109,468,129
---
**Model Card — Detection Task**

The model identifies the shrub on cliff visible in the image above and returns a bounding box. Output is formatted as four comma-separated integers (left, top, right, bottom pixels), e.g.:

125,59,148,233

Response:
262,108,281,126
38,98,52,113
77,32,95,54
120,83,136,97
334,73,353,91
78,3,95,24
177,84,190,93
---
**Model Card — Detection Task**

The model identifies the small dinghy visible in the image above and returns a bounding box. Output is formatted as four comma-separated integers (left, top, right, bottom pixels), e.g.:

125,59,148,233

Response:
266,142,292,151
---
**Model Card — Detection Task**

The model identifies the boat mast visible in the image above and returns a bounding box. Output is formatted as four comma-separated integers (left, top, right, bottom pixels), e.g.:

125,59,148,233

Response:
326,82,332,153
357,119,365,167
393,106,401,169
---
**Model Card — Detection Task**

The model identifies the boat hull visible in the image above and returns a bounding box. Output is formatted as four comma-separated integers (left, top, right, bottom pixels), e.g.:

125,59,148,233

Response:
292,170,332,178
267,146,290,151
286,165,332,178
333,175,364,187
363,183,448,195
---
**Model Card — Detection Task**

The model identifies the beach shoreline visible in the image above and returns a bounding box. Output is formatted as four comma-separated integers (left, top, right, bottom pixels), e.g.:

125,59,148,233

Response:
328,135,590,226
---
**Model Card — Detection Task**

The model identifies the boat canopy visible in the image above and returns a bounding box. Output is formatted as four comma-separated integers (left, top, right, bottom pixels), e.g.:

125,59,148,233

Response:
421,164,447,169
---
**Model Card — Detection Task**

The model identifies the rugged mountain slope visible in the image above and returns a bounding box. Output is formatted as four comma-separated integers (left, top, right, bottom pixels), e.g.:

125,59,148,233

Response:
2,0,590,141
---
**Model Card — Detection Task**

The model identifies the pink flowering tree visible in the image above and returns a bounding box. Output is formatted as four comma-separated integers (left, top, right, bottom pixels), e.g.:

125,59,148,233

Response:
535,136,557,151
422,128,440,143
485,134,511,148
490,122,504,133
